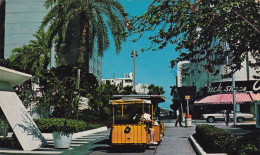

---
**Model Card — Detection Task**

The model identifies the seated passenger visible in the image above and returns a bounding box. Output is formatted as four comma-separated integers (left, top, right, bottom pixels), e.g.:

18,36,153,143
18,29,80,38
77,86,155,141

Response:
142,112,151,121
141,109,157,145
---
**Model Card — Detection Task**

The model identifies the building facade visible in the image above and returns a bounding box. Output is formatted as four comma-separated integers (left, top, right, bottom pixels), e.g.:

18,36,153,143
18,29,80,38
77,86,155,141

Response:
175,52,260,117
2,0,102,81
0,0,5,59
102,72,133,87
135,83,149,95
176,61,190,87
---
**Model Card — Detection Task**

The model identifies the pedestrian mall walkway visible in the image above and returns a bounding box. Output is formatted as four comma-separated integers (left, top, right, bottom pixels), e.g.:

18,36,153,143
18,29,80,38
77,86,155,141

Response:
155,119,196,155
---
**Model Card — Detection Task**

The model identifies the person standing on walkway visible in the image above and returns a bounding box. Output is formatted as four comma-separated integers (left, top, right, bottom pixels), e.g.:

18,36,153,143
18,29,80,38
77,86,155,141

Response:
175,108,183,127
226,110,230,126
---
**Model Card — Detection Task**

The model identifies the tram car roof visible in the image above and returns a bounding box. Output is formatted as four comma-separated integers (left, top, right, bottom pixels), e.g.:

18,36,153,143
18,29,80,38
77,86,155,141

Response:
110,95,166,105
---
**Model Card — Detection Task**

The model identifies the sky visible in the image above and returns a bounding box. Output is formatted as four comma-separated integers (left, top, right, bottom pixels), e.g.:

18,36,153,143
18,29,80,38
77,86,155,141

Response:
102,0,179,109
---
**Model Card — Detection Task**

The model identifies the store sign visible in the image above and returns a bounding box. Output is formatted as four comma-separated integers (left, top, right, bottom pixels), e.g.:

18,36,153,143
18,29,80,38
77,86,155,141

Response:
208,80,260,93
253,80,260,92
185,95,190,100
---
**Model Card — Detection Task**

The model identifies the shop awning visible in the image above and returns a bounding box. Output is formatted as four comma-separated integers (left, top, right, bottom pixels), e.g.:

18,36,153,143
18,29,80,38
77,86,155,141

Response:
250,92,260,101
194,93,252,105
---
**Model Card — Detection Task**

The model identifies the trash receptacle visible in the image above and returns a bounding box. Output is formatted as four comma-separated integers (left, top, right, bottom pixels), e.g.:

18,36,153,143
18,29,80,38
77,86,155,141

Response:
185,115,192,127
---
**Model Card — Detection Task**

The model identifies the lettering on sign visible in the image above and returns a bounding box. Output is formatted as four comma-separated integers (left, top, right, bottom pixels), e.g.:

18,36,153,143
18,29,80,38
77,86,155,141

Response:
208,80,258,93
253,80,260,92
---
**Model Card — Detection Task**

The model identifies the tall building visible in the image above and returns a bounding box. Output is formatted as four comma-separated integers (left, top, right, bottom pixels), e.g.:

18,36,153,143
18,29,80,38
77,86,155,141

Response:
3,0,102,81
176,61,190,87
0,0,5,59
4,0,46,58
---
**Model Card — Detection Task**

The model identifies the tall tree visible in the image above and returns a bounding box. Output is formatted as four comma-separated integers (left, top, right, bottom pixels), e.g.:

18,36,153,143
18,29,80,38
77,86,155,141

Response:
41,0,127,72
9,28,51,75
130,0,260,74
90,83,120,120
148,84,165,95
120,85,134,95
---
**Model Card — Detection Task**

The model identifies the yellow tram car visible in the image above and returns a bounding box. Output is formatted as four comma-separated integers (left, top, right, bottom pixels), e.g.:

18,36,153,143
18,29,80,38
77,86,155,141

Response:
109,95,166,146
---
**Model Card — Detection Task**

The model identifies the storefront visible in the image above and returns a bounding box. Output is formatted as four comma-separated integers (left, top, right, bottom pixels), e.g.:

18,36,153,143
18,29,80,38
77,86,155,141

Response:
250,92,260,128
194,80,260,115
194,93,253,113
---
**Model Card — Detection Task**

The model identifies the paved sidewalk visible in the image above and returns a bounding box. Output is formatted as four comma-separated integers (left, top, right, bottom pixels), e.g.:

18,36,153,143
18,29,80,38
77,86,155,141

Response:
155,120,196,155
0,127,109,154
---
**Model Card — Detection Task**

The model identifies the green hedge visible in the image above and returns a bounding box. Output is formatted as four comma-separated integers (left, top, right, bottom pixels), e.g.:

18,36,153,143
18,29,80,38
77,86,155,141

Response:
34,118,103,134
194,124,236,153
230,131,260,155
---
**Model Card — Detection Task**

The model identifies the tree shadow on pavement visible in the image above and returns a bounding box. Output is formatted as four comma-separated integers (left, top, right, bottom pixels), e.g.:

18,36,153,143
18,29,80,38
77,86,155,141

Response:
90,145,147,153
93,139,110,145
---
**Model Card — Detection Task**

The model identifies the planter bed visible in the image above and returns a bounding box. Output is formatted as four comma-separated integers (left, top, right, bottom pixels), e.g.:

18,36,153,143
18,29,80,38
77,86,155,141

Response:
191,124,260,155
189,135,227,155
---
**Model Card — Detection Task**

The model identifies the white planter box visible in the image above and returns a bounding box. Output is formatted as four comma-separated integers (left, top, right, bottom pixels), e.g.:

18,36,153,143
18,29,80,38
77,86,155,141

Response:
53,132,72,149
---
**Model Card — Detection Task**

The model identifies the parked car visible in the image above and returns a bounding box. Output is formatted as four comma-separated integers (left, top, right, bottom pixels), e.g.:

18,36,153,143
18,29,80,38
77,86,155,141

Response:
201,110,254,123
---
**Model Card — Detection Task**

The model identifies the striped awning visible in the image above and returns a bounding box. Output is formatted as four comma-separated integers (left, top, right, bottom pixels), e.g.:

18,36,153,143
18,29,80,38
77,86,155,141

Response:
194,93,252,105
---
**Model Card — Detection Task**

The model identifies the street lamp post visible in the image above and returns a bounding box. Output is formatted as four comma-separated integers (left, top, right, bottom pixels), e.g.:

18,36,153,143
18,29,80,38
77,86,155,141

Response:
227,56,237,126
131,50,137,92
232,66,237,125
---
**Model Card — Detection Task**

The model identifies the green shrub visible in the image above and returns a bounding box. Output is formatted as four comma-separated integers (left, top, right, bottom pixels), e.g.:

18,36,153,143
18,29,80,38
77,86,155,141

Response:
231,144,259,155
194,124,236,153
230,131,260,155
35,118,103,134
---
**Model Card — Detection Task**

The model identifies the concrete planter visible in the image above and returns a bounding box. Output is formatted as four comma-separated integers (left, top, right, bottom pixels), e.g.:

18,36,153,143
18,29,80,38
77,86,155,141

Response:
189,135,227,155
52,131,73,149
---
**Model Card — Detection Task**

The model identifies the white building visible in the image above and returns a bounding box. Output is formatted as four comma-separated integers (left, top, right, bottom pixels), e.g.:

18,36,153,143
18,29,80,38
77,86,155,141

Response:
135,83,149,95
176,61,190,87
102,73,150,94
102,72,133,87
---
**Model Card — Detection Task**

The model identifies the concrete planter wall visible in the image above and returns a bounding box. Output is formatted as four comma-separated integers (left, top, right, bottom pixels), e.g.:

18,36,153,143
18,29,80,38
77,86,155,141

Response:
189,135,227,155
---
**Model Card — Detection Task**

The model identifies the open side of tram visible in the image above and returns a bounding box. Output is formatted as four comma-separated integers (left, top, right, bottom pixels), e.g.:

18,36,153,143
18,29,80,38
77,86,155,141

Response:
109,95,166,146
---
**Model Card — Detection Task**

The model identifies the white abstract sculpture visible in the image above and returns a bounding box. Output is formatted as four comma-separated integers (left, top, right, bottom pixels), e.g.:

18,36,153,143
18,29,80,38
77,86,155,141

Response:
0,66,47,151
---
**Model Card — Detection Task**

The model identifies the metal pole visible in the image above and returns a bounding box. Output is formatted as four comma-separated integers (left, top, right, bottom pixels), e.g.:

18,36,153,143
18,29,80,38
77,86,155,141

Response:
187,99,189,116
131,50,138,92
181,103,183,121
152,104,153,121
232,69,237,125
133,52,135,92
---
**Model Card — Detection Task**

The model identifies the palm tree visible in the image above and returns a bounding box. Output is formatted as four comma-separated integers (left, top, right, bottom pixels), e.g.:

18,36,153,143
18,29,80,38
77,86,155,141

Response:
9,28,51,75
41,0,127,80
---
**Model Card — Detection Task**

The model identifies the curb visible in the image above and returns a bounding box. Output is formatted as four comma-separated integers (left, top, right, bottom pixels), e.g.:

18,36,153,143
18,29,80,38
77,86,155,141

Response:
73,126,107,139
42,126,108,140
188,135,227,155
